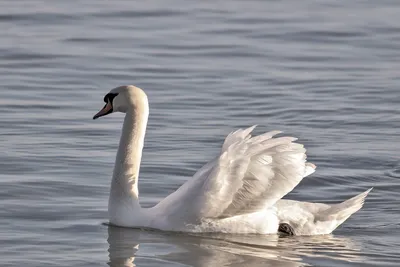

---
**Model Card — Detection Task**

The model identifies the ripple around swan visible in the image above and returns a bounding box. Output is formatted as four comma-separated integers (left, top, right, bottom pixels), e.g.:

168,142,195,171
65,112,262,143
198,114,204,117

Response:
106,226,373,267
1,0,399,266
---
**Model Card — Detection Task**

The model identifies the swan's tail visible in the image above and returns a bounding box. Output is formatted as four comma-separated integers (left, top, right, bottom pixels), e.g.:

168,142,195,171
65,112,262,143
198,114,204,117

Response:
317,188,373,228
277,188,372,235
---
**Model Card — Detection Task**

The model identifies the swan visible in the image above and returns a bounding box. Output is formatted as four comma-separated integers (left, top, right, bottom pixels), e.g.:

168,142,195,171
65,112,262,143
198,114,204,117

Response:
93,85,372,235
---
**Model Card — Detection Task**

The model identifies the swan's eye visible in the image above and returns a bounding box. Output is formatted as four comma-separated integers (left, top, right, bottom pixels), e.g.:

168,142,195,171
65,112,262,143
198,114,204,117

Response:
104,93,118,103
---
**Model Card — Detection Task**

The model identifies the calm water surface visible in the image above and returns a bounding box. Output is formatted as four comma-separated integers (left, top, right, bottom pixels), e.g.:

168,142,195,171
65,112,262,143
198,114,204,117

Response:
1,1,399,266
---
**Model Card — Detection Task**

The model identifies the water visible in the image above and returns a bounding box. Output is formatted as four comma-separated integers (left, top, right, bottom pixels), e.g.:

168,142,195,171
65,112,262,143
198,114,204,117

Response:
1,1,399,266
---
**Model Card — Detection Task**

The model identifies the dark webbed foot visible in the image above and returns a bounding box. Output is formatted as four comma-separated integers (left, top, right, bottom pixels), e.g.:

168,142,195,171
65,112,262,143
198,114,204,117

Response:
278,223,295,236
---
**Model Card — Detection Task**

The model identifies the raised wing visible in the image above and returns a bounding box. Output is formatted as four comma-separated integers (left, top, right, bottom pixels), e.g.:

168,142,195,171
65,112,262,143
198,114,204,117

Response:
154,126,315,223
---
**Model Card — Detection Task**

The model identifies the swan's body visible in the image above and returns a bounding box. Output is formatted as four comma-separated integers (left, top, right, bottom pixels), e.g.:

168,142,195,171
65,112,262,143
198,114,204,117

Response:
93,85,371,235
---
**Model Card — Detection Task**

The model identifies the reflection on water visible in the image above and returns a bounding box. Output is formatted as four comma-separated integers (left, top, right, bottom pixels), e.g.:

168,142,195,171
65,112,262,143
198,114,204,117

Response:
108,227,140,267
107,226,364,267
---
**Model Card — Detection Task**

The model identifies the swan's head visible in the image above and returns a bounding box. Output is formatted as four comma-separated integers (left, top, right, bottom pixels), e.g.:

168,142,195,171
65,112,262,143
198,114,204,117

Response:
93,85,148,119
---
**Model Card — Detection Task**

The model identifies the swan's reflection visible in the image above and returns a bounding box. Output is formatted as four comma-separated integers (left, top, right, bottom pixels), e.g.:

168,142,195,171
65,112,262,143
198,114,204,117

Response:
107,226,364,267
107,226,140,267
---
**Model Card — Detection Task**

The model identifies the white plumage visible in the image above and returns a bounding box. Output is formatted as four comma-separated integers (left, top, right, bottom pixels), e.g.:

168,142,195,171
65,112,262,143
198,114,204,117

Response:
93,85,372,235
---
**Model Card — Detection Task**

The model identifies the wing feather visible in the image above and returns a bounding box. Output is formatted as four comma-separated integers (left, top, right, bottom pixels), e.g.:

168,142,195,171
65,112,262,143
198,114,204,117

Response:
155,125,316,223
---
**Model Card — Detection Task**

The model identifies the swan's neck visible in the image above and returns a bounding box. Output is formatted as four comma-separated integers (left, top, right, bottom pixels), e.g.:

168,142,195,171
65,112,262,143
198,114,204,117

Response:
110,101,149,206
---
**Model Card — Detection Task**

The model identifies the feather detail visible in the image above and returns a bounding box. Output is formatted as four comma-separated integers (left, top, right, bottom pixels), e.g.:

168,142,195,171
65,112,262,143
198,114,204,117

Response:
176,126,316,219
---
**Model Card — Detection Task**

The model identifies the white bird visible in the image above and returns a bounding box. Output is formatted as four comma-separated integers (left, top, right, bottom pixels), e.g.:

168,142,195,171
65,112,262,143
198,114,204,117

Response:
93,85,372,236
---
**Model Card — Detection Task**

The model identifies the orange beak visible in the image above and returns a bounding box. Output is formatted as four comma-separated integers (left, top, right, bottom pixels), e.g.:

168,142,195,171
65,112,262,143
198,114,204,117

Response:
93,101,113,120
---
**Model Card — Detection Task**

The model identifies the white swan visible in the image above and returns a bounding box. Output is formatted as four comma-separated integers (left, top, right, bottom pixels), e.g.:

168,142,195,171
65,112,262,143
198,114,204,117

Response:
93,85,372,236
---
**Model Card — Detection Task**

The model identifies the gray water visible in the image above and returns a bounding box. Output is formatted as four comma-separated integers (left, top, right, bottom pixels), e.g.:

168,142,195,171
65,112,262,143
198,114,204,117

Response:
1,1,399,266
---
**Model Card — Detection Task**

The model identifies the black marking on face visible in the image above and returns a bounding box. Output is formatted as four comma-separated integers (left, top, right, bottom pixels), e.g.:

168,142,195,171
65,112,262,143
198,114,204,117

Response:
278,223,295,236
104,93,118,103
93,93,119,120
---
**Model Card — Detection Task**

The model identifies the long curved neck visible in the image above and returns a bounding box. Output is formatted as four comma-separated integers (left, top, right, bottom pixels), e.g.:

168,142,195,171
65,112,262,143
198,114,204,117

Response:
110,100,149,204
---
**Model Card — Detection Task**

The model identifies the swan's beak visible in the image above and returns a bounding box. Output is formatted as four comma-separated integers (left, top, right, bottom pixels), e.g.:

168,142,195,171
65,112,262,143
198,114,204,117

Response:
93,101,113,120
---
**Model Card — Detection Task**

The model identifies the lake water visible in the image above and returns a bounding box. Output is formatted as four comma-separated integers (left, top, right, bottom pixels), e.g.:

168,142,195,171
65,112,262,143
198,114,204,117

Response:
1,1,399,266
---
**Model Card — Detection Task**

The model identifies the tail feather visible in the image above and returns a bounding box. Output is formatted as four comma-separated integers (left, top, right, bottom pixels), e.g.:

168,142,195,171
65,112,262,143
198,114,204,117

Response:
318,188,373,222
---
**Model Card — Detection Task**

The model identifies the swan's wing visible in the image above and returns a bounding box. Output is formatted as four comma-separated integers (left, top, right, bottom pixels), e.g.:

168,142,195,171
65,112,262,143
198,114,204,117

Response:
155,126,315,222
